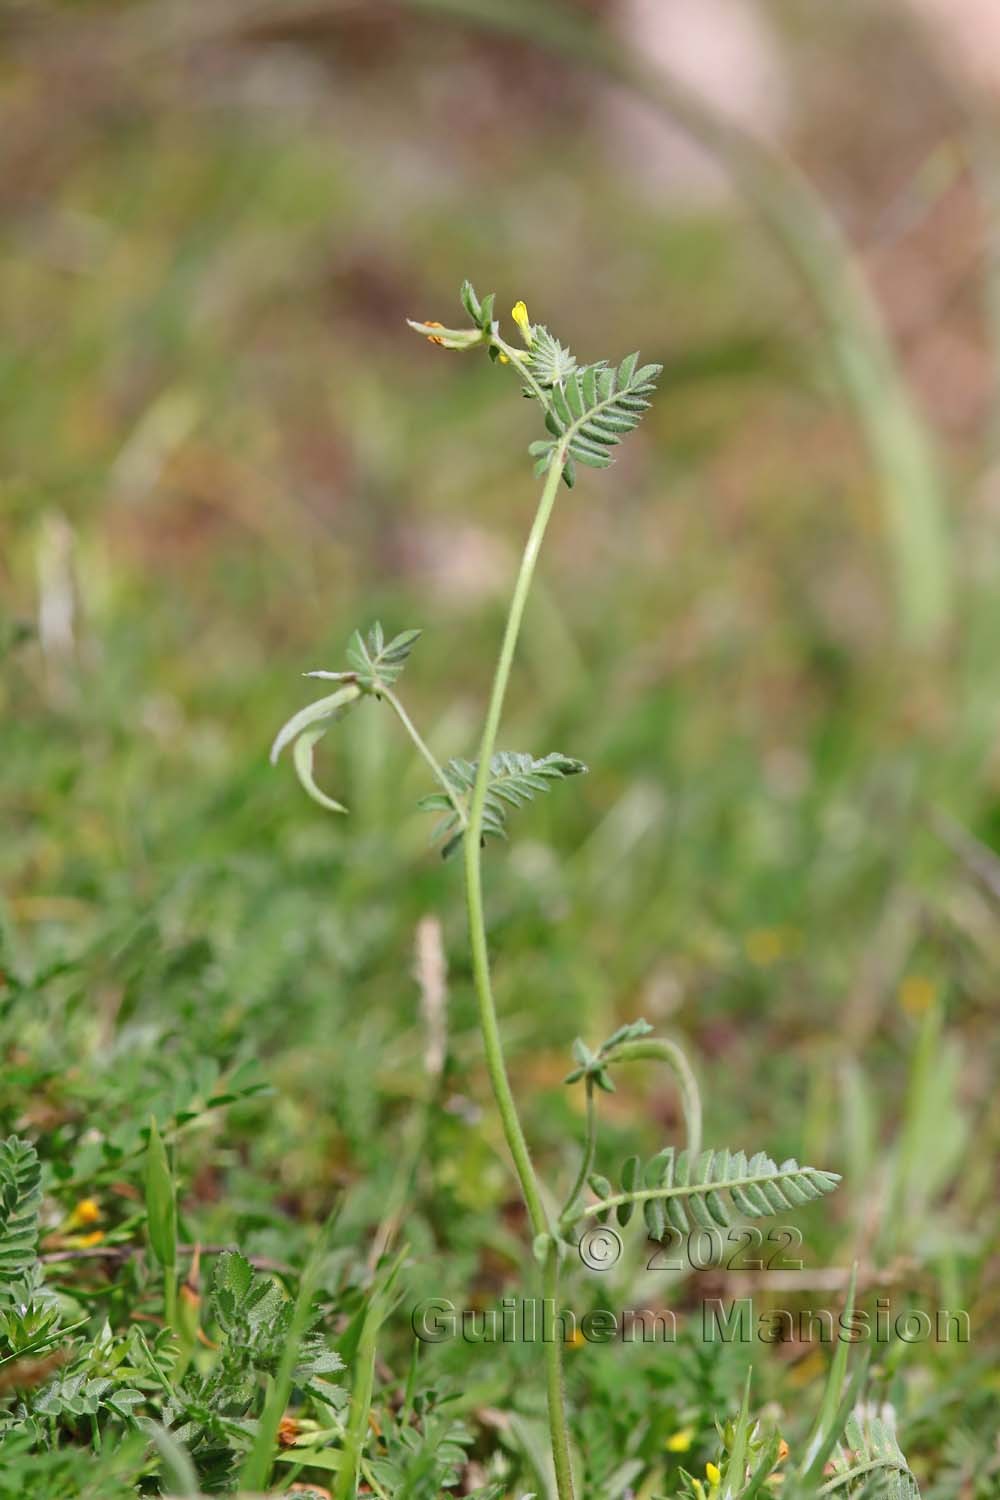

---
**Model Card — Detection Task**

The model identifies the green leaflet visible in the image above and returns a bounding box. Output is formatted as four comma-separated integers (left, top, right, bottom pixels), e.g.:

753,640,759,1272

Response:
528,326,578,387
526,346,661,486
344,622,423,692
144,1116,176,1274
0,1136,42,1283
419,751,587,859
824,1413,921,1500
574,1147,840,1234
563,1017,655,1086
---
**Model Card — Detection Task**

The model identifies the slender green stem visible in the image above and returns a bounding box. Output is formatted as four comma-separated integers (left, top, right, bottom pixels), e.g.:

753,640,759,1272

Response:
558,1036,700,1230
491,332,555,417
542,1241,576,1500
559,1080,597,1222
604,1038,702,1160
381,685,467,830
360,1457,392,1500
462,451,576,1499
333,1248,407,1500
335,1305,379,1500
163,1267,177,1333
462,453,565,1237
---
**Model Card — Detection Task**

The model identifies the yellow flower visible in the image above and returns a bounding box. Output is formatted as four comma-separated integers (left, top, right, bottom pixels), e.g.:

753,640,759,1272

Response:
898,975,936,1015
69,1197,101,1227
744,926,796,966
665,1427,694,1453
76,1230,104,1247
706,1461,722,1486
565,1327,586,1349
511,299,534,346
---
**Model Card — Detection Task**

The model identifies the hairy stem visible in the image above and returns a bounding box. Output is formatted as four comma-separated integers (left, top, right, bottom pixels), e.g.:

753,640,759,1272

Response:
462,450,576,1500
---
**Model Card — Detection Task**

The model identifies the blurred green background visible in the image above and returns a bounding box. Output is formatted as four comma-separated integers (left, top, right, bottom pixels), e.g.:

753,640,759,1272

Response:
3,0,1000,1492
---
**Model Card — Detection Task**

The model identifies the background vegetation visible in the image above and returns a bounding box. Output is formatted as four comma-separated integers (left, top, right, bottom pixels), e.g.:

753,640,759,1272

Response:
2,1,999,1494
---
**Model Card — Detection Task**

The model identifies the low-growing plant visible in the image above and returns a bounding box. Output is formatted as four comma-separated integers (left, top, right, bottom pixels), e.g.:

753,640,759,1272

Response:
271,285,856,1499
0,285,936,1500
0,1129,348,1493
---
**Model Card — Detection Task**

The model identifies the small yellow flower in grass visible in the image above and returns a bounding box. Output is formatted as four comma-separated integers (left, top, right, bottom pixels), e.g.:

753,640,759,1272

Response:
511,299,534,346
565,1327,586,1349
706,1461,722,1486
665,1427,694,1453
777,1439,790,1463
69,1197,101,1227
744,926,795,966
76,1230,104,1247
898,974,936,1016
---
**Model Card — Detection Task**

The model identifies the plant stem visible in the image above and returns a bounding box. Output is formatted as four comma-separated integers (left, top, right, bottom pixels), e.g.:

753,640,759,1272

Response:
163,1267,177,1333
559,1080,597,1222
462,451,576,1499
382,685,468,830
604,1037,703,1160
491,333,555,417
462,453,564,1238
241,1226,330,1493
542,1241,576,1500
